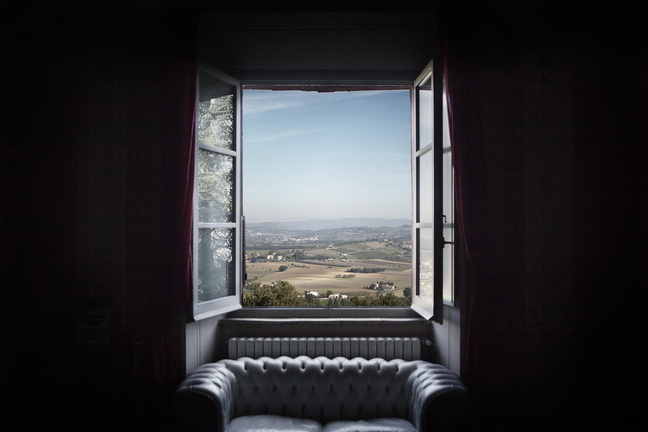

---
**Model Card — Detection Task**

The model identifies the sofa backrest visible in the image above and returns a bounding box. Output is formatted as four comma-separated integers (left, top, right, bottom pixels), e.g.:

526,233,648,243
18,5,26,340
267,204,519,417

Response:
221,356,422,424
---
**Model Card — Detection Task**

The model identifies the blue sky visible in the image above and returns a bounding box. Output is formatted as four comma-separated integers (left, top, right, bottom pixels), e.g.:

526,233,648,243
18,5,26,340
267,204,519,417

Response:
242,89,411,223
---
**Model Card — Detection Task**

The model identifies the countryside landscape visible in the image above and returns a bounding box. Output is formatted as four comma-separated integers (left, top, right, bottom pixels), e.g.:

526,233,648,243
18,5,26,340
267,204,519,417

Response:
244,219,412,306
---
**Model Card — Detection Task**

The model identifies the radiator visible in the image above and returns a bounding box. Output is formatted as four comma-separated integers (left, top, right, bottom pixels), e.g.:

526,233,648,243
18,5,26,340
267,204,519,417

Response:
228,337,428,361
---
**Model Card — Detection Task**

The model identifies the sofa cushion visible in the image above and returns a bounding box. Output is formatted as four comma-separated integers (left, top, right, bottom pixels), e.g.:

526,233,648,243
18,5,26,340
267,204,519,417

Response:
322,418,417,432
223,356,418,424
227,414,322,432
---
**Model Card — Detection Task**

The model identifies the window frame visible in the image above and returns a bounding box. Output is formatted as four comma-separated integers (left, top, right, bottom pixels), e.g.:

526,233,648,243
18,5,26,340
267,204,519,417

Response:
440,73,455,308
191,59,453,321
410,59,442,322
192,63,244,320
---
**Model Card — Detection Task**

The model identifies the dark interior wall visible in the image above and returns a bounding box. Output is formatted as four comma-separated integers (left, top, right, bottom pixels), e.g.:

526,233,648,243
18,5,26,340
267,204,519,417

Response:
2,2,196,428
198,9,439,86
448,2,646,430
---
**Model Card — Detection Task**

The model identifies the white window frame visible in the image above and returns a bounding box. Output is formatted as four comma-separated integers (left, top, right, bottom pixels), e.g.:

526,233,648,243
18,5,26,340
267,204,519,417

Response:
192,63,244,320
192,60,453,321
441,72,455,308
410,58,454,322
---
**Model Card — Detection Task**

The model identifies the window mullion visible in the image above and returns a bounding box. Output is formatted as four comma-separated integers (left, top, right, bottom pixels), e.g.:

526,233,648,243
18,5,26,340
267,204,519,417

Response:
415,144,433,158
198,142,237,158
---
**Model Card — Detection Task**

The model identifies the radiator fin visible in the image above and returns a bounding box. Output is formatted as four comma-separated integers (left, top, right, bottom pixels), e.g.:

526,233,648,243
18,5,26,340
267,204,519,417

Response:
228,337,424,361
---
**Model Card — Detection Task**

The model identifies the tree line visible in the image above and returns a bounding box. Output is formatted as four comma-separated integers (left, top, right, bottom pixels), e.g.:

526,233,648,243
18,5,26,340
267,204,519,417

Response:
346,267,386,273
242,281,412,307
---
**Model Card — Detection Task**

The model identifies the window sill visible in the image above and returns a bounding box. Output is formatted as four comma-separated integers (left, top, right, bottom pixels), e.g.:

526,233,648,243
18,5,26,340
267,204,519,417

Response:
226,307,422,320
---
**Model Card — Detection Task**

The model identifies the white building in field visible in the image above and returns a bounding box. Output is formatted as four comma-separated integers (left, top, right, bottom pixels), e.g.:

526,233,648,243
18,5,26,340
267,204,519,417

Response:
304,290,320,297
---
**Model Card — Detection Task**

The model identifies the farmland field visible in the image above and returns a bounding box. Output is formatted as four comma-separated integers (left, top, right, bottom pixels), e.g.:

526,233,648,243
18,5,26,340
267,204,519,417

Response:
244,223,412,304
246,252,411,300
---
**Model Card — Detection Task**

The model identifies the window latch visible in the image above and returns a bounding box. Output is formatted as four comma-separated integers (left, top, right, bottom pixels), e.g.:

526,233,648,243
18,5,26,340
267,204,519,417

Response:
442,237,454,248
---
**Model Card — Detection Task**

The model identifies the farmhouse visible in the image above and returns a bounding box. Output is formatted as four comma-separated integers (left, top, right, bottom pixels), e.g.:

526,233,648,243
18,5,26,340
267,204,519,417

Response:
366,281,396,291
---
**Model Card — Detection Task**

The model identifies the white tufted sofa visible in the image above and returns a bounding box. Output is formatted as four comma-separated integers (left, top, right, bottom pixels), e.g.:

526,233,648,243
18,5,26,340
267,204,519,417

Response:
173,356,469,432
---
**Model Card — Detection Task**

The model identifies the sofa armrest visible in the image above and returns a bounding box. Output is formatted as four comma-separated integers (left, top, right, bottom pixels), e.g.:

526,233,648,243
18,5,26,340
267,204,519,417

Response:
409,363,470,432
173,363,236,432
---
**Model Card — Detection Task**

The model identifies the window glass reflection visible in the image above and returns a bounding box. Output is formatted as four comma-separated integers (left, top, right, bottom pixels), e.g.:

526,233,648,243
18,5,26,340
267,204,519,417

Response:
198,150,234,223
197,228,235,303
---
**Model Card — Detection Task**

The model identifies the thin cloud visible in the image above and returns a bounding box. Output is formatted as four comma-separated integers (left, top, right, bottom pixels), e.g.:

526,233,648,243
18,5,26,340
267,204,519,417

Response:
244,129,309,143
243,98,305,115
243,90,386,115
243,91,314,115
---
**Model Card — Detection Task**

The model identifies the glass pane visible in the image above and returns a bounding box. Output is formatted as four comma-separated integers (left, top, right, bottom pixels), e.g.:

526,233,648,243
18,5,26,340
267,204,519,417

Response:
442,146,454,304
442,82,454,305
442,148,453,223
442,80,453,225
197,228,235,303
417,76,433,150
442,226,454,304
418,227,434,302
198,150,234,223
198,71,235,150
418,151,433,223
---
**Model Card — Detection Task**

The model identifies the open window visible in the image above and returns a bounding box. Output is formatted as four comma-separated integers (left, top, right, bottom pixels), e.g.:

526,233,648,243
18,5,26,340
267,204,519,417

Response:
192,64,244,320
410,59,454,322
192,59,453,321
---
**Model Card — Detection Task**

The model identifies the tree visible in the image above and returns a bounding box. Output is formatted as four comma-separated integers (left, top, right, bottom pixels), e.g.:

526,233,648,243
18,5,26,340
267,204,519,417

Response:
350,292,406,306
292,250,306,260
278,265,288,272
304,293,322,306
242,280,309,306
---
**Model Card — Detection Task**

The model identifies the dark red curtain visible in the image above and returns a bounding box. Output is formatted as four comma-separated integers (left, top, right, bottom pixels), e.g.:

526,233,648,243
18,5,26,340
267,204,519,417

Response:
441,13,501,389
442,31,481,381
151,58,197,384
128,3,198,386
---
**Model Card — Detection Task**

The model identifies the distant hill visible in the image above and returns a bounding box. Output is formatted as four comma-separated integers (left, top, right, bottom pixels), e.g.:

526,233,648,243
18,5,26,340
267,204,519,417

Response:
249,218,411,231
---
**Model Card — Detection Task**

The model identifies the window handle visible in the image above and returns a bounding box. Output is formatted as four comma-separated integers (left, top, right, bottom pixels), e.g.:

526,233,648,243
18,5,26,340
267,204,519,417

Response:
443,237,454,248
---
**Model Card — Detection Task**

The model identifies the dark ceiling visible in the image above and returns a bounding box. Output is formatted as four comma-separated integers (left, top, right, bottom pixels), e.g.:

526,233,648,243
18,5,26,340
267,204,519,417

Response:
198,3,441,89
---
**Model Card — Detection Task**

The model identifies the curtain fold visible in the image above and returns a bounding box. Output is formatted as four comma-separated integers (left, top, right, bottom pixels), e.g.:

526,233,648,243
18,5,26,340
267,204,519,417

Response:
152,58,197,384
441,29,485,383
145,2,198,384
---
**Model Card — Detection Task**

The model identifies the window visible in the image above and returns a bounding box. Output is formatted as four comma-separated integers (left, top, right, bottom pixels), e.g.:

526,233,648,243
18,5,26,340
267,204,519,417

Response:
410,60,454,321
192,60,453,321
242,89,412,308
192,65,243,320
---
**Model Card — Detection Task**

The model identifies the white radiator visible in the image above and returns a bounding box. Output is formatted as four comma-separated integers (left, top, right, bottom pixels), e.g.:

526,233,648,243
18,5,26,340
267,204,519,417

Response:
228,337,428,361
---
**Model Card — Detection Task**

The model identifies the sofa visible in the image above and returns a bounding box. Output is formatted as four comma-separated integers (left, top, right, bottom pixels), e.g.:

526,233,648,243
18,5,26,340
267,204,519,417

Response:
173,356,469,432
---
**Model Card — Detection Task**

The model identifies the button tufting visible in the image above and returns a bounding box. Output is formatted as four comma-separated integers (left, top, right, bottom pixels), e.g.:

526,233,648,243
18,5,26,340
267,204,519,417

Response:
175,356,467,430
